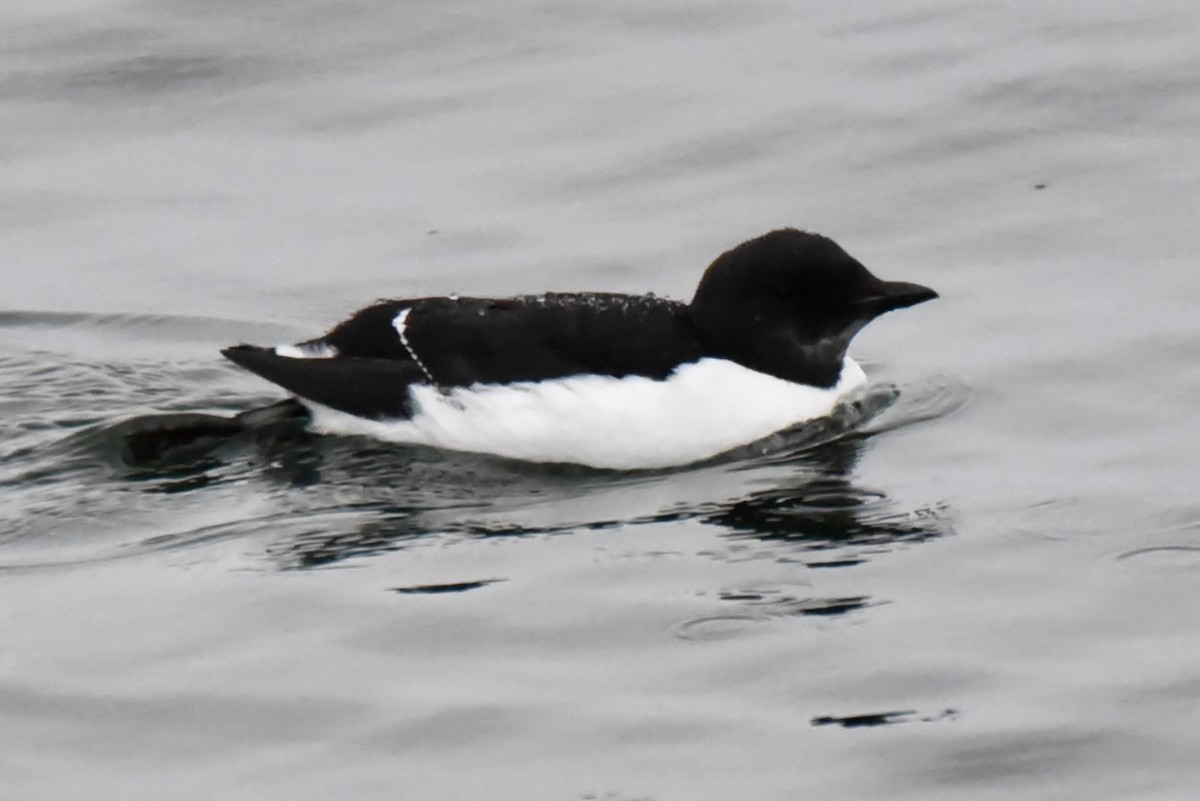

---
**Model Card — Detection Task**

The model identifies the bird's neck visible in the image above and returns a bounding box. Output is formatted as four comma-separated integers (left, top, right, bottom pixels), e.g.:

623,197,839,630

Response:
690,313,850,388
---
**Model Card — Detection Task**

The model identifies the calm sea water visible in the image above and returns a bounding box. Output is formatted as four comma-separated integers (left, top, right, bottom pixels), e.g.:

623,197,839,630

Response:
4,2,1200,799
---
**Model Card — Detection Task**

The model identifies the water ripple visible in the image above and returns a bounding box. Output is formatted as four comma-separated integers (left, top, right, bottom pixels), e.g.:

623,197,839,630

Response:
1114,544,1200,572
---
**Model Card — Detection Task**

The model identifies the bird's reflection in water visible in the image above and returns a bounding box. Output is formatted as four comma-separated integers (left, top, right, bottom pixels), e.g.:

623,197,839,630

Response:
97,382,952,570
232,385,954,570
704,441,947,553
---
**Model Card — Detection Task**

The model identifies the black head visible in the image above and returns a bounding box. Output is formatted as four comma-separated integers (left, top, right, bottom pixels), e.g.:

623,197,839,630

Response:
688,228,937,386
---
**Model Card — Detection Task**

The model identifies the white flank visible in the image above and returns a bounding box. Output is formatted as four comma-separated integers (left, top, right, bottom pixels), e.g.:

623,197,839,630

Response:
303,357,868,470
274,342,338,359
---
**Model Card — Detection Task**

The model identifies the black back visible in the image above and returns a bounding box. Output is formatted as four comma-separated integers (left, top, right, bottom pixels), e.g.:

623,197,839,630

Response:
320,293,705,386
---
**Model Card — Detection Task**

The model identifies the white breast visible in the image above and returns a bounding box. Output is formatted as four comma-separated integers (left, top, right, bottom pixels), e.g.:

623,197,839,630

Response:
303,357,867,470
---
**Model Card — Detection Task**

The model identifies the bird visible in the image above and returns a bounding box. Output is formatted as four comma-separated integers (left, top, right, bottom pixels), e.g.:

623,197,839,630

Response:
222,228,937,469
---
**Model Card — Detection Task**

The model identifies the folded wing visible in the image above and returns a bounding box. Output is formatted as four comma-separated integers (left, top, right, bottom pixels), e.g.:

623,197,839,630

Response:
223,293,705,419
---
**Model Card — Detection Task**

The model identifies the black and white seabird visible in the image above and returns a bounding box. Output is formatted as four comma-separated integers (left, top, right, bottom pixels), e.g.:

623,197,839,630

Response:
222,229,937,469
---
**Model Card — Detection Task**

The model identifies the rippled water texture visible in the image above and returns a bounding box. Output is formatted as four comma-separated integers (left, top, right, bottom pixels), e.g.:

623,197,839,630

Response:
4,2,1200,799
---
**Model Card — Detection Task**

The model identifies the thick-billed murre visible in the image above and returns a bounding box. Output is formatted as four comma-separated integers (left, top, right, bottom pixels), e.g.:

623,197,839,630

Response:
223,229,937,469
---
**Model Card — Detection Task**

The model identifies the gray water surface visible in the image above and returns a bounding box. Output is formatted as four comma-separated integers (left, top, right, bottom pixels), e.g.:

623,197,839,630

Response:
4,2,1200,799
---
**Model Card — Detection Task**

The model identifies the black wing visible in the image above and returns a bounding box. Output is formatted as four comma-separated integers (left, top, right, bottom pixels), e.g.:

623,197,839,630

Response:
223,292,706,419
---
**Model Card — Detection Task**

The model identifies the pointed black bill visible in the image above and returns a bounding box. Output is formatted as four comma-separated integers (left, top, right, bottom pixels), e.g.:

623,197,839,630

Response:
855,280,939,315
